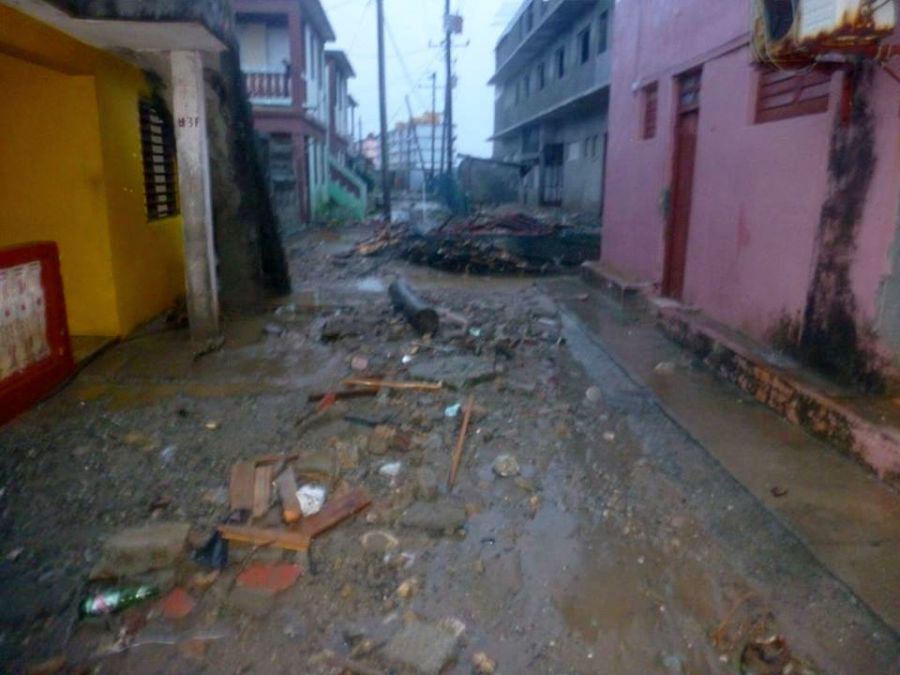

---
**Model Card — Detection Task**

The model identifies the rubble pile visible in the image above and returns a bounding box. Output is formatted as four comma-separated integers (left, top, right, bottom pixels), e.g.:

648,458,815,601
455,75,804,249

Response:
354,210,601,274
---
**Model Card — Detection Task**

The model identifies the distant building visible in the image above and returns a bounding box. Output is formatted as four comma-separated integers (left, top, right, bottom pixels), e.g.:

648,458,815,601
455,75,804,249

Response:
367,113,445,190
490,0,612,215
236,0,366,225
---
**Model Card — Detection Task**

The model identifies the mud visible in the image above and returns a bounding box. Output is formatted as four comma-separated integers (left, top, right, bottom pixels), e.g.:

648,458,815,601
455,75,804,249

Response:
0,224,897,674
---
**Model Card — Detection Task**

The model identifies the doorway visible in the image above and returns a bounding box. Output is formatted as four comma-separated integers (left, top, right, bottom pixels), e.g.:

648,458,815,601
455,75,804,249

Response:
662,69,702,299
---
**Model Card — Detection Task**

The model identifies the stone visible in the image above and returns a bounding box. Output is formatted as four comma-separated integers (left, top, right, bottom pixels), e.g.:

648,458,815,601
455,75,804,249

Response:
360,530,400,553
585,386,603,403
384,620,462,675
90,522,190,579
400,501,467,534
226,585,277,618
662,654,685,674
367,425,394,455
492,454,520,478
473,651,498,674
294,449,336,477
409,356,496,390
414,468,439,502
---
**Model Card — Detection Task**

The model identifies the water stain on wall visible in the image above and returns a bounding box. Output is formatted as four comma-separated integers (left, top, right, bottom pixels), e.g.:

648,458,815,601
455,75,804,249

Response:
795,65,884,392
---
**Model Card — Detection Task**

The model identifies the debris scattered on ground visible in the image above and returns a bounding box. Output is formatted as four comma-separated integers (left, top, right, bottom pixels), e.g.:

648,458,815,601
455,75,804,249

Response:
236,563,302,594
655,361,677,375
492,453,521,478
473,651,498,674
356,211,601,274
771,486,789,498
383,618,465,675
297,483,328,516
89,522,190,580
156,587,196,620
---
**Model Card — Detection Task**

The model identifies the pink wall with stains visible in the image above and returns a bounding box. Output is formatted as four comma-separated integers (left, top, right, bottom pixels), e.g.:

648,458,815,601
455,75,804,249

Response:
602,0,900,349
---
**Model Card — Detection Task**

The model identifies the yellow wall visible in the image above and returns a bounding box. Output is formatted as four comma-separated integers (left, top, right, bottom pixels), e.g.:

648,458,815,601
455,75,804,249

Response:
0,6,185,337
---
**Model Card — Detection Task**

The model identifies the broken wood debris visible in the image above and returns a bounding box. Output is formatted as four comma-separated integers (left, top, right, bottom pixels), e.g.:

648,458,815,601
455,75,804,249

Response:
448,394,476,490
342,378,443,392
218,488,372,552
389,278,440,335
275,470,302,524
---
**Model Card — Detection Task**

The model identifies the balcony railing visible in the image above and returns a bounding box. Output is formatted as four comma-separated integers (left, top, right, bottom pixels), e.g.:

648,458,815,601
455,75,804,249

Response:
243,69,292,106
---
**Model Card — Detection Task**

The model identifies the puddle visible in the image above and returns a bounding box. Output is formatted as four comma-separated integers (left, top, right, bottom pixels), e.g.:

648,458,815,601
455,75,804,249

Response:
354,276,388,293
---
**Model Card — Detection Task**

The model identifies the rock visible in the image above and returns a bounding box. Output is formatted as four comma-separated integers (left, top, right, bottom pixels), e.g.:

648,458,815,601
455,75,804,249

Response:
367,425,394,455
401,501,467,534
360,530,400,553
409,356,496,390
655,361,676,375
351,355,369,371
585,386,603,403
226,585,276,619
492,454,520,478
294,449,336,477
335,440,360,469
384,620,463,675
396,577,420,599
90,522,190,579
414,468,439,502
473,651,498,674
379,461,403,478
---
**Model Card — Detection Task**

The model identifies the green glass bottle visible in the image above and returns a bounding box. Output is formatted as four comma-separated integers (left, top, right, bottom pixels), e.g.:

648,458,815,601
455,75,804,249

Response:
79,585,159,617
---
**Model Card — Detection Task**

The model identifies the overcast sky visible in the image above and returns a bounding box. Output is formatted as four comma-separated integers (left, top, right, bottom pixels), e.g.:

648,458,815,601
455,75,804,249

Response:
321,0,521,158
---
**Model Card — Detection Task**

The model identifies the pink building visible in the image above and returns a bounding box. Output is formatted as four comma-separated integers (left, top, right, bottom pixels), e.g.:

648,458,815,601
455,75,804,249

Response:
601,0,900,390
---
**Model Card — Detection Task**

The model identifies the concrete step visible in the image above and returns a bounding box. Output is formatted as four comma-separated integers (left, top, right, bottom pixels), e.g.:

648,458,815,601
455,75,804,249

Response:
656,305,900,489
580,261,653,308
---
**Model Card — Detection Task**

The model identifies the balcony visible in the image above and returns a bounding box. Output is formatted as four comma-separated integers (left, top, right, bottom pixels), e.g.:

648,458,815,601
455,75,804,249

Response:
494,50,610,137
492,0,604,85
244,69,292,106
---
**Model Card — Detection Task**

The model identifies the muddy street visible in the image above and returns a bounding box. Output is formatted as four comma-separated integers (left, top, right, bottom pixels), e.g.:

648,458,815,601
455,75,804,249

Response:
0,225,898,675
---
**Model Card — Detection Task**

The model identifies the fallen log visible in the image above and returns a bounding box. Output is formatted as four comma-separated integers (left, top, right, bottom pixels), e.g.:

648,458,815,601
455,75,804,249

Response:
389,278,439,335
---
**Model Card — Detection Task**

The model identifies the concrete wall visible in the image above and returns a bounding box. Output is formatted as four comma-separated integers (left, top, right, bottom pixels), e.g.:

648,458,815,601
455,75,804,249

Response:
0,6,185,336
602,0,900,387
549,111,606,214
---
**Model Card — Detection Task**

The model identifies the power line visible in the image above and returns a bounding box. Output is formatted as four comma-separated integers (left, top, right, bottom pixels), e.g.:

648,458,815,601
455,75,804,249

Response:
384,17,429,111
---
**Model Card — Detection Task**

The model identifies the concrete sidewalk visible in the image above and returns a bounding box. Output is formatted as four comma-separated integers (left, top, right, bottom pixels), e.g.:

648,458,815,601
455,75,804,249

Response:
547,276,900,636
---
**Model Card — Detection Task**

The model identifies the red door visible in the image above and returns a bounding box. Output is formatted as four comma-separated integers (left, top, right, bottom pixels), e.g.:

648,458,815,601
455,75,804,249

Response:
663,70,702,299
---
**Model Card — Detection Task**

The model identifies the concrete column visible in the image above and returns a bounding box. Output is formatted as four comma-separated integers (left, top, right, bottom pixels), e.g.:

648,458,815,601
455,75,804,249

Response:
170,50,220,340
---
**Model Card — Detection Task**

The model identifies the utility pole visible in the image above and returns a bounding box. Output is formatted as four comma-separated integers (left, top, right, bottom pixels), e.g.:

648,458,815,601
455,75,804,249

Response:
430,72,437,181
376,0,391,220
443,0,453,175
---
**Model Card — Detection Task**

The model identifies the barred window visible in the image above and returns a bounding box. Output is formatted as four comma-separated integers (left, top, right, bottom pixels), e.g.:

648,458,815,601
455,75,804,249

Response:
642,82,658,139
139,99,179,220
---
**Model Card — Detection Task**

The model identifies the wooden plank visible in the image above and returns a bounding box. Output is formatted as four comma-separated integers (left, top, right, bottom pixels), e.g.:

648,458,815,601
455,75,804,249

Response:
229,461,256,511
252,464,274,518
447,394,476,490
275,470,302,524
298,487,372,538
218,524,311,552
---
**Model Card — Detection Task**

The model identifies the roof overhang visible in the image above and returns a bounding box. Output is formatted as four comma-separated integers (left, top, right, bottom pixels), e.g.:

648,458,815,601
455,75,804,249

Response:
325,49,355,77
5,0,227,57
302,0,336,42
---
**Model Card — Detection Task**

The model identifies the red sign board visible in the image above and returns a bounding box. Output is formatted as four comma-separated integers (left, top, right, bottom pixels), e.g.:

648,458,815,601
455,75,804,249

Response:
0,242,74,424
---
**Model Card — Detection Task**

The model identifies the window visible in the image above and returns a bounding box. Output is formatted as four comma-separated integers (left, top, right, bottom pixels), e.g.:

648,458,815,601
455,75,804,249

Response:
642,82,658,139
525,3,534,32
755,66,831,124
568,141,581,162
598,11,609,53
522,72,530,99
139,99,178,220
578,27,591,64
537,62,546,90
555,46,566,79
583,137,591,158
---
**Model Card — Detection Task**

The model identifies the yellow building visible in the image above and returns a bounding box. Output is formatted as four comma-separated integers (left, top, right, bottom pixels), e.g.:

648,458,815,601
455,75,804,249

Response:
0,4,186,340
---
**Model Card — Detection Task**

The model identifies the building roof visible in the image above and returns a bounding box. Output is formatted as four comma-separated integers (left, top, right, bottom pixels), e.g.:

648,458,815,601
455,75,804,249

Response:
303,0,336,42
325,49,355,77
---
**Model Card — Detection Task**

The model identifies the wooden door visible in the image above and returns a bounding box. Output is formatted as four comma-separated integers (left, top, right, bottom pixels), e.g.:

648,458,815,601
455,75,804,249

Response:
663,70,702,299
